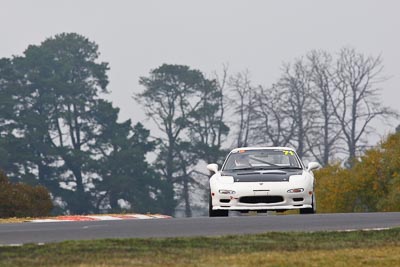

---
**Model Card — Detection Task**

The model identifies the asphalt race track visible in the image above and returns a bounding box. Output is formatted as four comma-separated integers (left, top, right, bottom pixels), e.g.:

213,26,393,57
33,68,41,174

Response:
1,212,400,245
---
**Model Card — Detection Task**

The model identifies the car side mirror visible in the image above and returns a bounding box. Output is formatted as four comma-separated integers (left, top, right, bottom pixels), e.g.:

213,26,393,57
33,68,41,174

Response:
307,162,321,171
207,163,219,173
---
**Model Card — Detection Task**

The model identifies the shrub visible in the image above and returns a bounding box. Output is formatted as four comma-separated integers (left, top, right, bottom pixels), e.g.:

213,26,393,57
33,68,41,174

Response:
315,132,400,213
0,171,53,218
314,164,357,213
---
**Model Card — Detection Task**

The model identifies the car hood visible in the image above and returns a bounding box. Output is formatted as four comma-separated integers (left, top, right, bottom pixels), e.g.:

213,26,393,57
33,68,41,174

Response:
220,169,303,182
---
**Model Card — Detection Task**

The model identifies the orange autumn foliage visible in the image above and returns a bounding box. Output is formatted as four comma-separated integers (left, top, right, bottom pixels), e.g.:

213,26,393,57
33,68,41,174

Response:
315,132,400,213
0,170,53,218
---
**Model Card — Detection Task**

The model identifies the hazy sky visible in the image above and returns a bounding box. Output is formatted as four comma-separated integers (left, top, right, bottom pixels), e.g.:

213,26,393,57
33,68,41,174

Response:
1,0,399,139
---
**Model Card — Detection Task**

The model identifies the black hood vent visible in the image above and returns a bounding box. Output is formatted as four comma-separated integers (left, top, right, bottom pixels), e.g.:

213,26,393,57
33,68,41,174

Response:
221,170,302,183
237,172,286,176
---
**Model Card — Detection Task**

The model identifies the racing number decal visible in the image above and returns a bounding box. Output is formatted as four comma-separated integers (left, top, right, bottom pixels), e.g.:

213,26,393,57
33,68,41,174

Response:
283,150,294,156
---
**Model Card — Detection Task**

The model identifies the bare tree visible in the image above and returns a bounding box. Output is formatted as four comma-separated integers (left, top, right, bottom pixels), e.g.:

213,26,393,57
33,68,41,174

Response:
330,48,395,165
306,50,342,165
229,70,256,147
213,64,230,159
252,84,295,147
277,59,318,158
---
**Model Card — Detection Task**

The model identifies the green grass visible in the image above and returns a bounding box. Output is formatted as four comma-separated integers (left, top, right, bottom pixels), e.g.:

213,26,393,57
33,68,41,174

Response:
1,228,399,266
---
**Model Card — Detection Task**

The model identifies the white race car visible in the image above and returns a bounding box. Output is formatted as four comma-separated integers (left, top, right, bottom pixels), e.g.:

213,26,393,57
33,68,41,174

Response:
207,147,320,217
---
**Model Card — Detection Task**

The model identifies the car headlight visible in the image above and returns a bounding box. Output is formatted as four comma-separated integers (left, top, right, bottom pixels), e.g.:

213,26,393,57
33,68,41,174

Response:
287,188,304,193
219,189,236,194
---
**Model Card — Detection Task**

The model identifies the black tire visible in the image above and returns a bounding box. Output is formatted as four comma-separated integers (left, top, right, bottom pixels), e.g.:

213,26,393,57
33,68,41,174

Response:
300,194,316,214
209,193,229,217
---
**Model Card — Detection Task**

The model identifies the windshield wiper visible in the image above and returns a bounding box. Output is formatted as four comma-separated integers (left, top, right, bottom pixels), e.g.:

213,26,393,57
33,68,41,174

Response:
275,166,303,170
248,156,279,167
230,167,275,171
231,167,255,171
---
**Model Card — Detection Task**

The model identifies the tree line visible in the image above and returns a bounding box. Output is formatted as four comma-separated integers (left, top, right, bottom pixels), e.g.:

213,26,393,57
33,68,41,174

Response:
229,50,396,166
0,33,397,216
0,33,164,215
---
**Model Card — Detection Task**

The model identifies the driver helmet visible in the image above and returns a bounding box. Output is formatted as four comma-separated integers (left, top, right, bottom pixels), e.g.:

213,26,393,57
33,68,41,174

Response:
235,154,250,166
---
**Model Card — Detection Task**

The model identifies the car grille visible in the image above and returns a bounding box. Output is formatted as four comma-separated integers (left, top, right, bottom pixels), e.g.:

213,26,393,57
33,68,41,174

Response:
239,196,284,204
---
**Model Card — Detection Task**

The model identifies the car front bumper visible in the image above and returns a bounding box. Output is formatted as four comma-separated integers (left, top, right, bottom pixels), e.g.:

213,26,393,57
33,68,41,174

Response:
211,181,313,211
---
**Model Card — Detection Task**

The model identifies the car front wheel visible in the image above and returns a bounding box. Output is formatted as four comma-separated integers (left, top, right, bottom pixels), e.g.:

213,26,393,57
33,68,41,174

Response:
300,194,316,214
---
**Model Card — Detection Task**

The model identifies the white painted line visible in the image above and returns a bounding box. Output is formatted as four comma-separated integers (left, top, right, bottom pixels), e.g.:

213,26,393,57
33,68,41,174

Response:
337,227,390,232
86,216,123,221
150,214,172,219
124,214,153,219
29,213,172,223
362,227,390,231
30,219,71,223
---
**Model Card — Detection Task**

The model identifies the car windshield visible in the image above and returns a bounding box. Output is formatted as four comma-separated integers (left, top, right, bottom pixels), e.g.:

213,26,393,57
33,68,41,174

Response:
222,149,302,171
